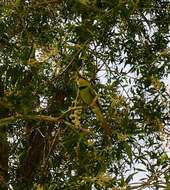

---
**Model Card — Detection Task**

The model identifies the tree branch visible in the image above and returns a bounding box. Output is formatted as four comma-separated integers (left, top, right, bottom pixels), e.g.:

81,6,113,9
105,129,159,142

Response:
0,106,82,127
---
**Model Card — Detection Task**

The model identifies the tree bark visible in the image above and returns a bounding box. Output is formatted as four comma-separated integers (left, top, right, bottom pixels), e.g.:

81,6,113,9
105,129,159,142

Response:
0,79,9,190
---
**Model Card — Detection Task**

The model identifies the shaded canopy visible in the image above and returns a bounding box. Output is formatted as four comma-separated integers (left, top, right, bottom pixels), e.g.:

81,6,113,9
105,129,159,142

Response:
0,0,170,189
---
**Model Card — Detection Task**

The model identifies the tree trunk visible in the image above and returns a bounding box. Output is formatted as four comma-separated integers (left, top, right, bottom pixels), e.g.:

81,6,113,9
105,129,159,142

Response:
0,79,9,190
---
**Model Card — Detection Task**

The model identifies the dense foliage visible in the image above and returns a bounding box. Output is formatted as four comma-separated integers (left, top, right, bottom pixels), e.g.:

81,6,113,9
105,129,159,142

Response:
0,0,170,189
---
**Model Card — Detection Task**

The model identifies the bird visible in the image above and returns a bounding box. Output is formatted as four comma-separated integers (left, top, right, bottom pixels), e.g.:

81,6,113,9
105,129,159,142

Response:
77,74,112,136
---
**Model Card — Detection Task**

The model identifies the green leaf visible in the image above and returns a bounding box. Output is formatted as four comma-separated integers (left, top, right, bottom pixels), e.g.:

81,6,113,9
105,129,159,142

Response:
124,142,132,161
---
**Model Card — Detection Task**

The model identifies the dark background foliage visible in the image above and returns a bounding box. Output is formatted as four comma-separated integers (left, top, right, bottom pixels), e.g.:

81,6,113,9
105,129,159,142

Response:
0,0,170,189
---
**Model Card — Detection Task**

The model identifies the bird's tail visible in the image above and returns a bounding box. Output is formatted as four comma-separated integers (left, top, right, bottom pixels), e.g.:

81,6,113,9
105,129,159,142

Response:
92,107,112,136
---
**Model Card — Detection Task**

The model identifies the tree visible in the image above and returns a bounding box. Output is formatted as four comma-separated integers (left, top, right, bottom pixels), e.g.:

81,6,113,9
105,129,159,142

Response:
0,0,170,189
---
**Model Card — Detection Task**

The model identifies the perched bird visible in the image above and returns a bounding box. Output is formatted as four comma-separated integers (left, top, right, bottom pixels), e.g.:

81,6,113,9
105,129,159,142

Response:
77,74,112,136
